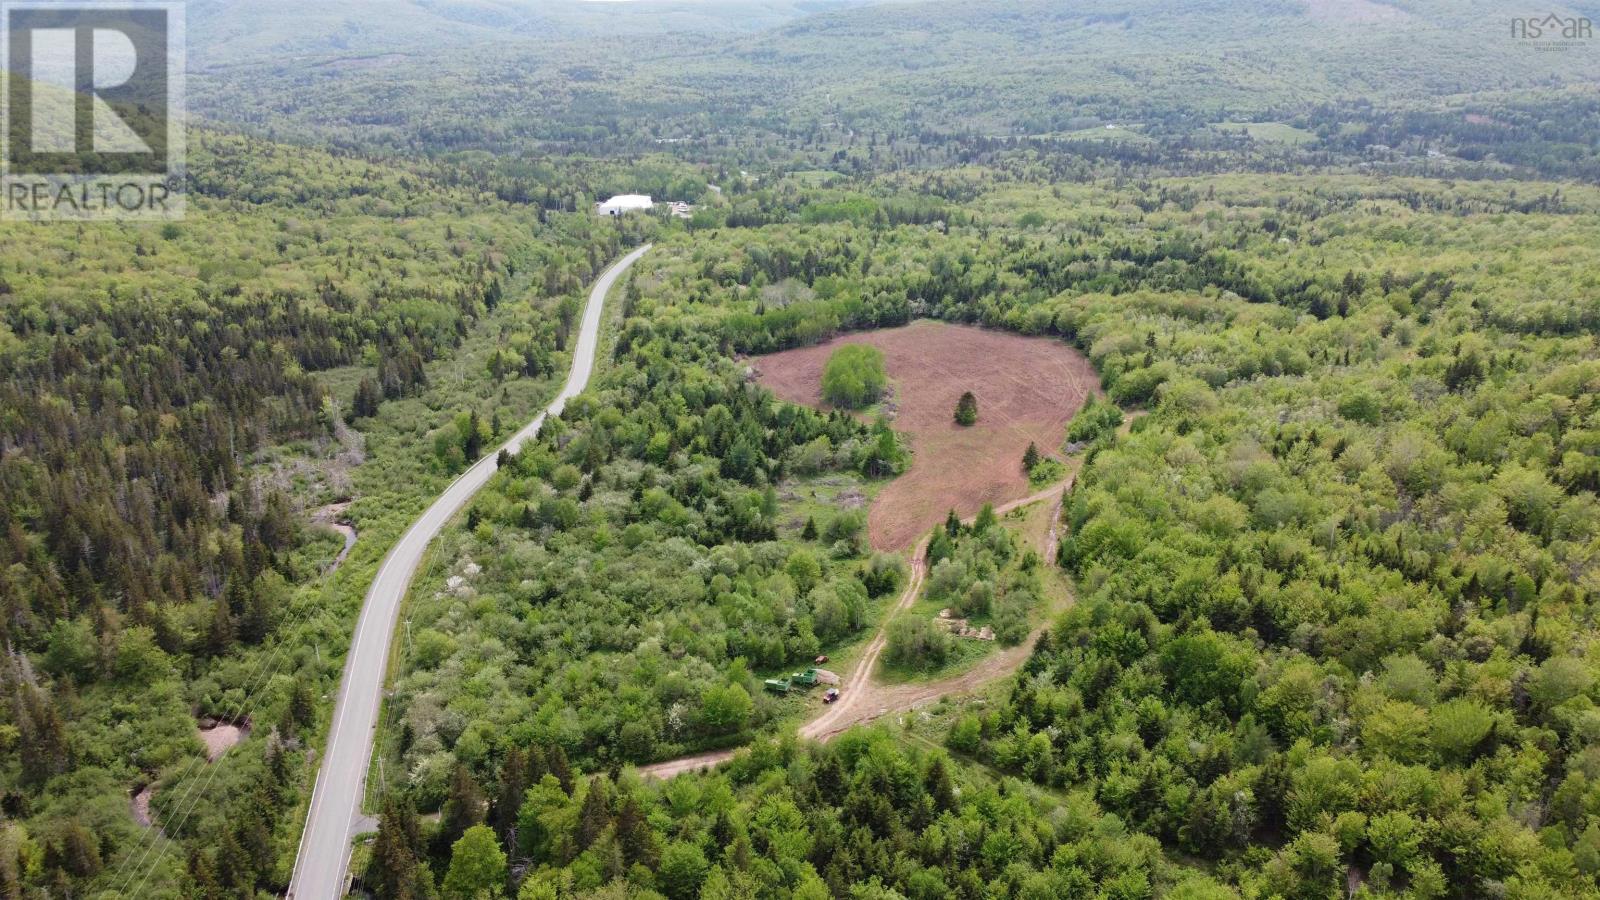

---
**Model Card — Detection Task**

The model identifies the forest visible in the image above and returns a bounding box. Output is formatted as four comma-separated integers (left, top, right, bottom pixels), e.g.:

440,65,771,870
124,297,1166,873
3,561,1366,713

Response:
4,0,1600,898
385,312,911,785
0,130,639,897
7,133,1600,900
186,0,1600,187
317,166,1600,899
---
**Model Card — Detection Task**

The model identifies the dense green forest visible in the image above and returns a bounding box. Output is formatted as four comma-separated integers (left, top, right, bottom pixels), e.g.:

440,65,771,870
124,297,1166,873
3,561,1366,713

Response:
368,727,1228,900
0,131,636,897
4,0,1600,897
352,170,1600,899
382,308,910,784
188,0,1600,184
10,144,1600,900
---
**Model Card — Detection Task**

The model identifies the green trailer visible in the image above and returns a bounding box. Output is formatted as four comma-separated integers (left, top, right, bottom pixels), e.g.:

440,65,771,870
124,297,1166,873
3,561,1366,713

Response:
790,668,819,687
764,678,791,694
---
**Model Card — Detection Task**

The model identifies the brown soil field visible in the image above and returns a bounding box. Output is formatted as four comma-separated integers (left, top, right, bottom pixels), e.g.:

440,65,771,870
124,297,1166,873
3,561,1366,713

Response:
754,320,1098,551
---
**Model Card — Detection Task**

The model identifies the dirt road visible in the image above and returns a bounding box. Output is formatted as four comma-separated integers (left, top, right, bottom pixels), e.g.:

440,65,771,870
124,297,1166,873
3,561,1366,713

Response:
799,483,1065,739
639,480,1071,779
821,417,1143,739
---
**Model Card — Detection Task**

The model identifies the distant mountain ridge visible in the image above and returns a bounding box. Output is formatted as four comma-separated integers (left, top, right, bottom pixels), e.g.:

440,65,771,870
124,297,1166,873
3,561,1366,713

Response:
189,0,1600,163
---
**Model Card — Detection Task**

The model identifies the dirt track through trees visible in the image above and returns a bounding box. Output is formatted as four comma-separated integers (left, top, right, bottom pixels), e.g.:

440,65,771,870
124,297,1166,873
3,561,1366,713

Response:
637,413,1141,781
639,481,1072,779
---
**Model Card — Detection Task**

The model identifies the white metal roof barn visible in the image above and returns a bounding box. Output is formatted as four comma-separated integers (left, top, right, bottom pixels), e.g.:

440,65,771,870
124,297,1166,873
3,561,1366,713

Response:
597,194,654,216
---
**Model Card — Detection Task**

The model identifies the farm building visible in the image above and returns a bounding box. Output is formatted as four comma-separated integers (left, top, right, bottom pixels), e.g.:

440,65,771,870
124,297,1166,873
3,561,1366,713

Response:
597,194,654,217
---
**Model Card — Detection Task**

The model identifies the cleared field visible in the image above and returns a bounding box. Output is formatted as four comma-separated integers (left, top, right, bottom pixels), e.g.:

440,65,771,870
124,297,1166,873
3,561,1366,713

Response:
754,320,1098,550
1213,121,1319,145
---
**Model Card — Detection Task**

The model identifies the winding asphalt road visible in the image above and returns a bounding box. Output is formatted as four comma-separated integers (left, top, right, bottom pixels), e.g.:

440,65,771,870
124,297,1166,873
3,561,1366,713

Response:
287,244,651,900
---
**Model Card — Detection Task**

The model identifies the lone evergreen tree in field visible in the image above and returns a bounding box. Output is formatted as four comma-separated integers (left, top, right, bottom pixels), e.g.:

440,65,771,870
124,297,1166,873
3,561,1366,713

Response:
1023,442,1041,473
954,391,978,426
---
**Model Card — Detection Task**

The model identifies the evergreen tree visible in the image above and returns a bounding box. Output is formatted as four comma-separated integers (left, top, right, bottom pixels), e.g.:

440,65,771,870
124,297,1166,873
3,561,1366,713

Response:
205,599,236,658
463,411,484,460
547,744,574,794
214,827,256,897
235,814,273,880
492,748,528,848
928,528,955,568
351,377,383,421
289,677,316,732
187,848,224,900
437,764,486,854
954,391,978,426
577,776,612,850
14,682,69,787
615,792,655,866
53,822,102,877
924,756,956,813
974,504,997,532
369,795,435,900
238,584,276,644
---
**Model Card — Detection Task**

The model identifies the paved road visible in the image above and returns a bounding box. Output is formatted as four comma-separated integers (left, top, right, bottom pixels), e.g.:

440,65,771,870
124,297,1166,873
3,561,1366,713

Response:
287,244,651,900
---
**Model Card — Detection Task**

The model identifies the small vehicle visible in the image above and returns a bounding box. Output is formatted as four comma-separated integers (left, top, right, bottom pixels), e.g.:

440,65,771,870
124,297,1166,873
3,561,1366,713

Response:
823,689,840,704
815,655,829,664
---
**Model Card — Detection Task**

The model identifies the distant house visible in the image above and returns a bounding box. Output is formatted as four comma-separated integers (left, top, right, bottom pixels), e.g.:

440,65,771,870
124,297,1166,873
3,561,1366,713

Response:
597,194,653,217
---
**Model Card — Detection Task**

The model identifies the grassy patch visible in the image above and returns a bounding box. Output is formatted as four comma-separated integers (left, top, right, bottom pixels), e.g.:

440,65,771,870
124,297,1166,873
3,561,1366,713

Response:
879,500,1057,684
1059,124,1155,143
775,471,882,541
1213,120,1319,145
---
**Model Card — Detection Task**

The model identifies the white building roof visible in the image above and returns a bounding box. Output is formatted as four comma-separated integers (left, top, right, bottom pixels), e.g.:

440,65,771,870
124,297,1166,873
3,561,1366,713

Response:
598,194,654,214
